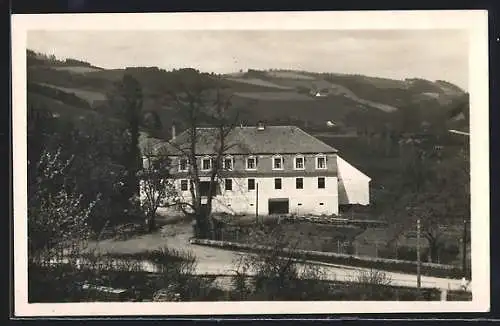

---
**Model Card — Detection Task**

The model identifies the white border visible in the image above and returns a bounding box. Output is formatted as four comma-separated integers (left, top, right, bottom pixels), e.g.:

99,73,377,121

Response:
12,10,490,316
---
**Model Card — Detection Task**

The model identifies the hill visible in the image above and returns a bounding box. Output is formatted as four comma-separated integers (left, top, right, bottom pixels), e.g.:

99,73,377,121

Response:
26,49,468,138
27,49,470,230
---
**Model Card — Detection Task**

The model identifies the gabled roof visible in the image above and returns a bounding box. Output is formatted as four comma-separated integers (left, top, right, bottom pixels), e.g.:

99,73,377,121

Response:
143,125,338,156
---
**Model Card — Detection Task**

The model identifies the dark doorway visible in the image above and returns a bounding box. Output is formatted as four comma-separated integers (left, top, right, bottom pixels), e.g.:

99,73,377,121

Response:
268,198,289,214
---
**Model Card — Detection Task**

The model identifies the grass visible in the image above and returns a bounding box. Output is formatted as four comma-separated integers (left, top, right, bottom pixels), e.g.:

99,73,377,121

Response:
266,71,316,80
38,82,107,104
209,213,466,273
234,91,314,101
29,264,223,302
225,77,293,90
28,92,101,121
51,66,103,73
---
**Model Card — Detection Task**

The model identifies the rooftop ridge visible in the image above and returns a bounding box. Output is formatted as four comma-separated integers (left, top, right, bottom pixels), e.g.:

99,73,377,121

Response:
144,124,339,155
293,126,338,153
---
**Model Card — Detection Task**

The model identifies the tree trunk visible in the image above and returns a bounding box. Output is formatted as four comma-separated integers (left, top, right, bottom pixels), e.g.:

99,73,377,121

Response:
145,212,156,233
428,240,439,263
195,214,210,239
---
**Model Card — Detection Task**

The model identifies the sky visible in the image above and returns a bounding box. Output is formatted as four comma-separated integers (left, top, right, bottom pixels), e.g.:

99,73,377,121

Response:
27,29,469,90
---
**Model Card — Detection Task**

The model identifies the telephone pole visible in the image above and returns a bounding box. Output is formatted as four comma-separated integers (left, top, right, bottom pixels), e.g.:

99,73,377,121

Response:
255,182,259,223
448,129,470,281
462,218,468,278
417,218,421,289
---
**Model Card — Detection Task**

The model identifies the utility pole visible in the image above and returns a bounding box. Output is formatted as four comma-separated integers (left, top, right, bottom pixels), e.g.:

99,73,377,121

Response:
462,218,468,278
255,182,259,223
417,218,421,289
448,128,470,282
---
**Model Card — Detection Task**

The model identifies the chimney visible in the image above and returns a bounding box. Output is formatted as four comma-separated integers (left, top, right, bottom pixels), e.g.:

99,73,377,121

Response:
171,123,176,140
257,121,265,131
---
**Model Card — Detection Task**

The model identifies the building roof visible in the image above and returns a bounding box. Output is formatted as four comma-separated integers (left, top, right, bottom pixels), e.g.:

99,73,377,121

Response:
143,125,338,156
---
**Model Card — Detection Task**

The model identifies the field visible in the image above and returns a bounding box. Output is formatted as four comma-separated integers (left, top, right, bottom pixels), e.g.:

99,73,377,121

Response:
266,71,316,80
51,66,103,73
225,77,293,90
234,91,313,101
38,83,107,104
28,92,101,120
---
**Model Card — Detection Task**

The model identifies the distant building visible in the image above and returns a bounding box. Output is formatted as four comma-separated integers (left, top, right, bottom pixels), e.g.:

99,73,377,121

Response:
140,124,371,216
314,91,328,97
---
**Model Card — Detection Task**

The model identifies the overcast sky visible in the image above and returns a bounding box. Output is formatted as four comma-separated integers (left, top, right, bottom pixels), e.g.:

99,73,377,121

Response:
27,29,469,90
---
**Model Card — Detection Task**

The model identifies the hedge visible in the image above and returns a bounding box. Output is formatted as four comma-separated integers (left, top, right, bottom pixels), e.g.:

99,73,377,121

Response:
189,238,467,279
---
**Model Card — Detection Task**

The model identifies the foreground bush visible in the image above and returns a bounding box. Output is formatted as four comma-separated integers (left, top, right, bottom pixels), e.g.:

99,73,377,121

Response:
28,246,220,302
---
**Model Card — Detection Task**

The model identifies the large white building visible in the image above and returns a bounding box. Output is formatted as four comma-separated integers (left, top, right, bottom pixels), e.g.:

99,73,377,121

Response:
141,124,370,216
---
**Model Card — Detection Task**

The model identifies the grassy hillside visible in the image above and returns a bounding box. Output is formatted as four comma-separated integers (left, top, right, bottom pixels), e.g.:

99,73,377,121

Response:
26,50,467,138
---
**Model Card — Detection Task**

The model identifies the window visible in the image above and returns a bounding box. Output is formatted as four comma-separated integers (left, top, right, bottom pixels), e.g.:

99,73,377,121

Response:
179,158,188,172
248,178,256,191
273,155,283,170
225,179,233,191
274,178,282,190
223,156,233,170
201,157,212,171
246,156,257,170
316,155,327,169
318,177,325,189
295,156,305,170
180,179,189,191
296,177,303,189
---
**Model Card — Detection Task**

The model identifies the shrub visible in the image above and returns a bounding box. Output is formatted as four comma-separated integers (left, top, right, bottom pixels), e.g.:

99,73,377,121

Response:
447,290,472,301
29,246,220,302
230,226,336,301
346,268,394,300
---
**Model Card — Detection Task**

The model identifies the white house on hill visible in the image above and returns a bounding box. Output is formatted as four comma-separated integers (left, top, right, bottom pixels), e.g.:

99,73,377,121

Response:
140,124,371,216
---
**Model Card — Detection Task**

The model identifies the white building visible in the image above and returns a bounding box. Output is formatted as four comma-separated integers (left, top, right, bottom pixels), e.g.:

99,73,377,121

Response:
141,125,370,217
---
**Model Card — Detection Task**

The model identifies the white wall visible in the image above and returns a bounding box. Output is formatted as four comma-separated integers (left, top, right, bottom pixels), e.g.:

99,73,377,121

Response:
336,155,371,205
166,176,339,216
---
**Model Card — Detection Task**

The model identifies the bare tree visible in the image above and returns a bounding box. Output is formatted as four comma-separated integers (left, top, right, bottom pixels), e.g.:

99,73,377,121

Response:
165,70,240,238
387,131,469,263
138,139,175,232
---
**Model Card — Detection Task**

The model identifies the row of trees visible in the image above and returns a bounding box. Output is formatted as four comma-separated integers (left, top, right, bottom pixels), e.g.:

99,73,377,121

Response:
27,49,94,68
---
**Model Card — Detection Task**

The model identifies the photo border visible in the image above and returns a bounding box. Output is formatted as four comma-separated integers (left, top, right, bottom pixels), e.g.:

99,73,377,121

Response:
11,10,490,317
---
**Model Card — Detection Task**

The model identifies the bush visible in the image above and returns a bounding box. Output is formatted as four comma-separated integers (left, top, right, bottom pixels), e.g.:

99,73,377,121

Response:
28,261,144,302
29,246,221,302
229,226,338,301
447,290,472,301
346,268,394,300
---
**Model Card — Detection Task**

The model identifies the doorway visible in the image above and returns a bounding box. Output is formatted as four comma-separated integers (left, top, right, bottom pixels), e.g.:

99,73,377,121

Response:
268,198,289,215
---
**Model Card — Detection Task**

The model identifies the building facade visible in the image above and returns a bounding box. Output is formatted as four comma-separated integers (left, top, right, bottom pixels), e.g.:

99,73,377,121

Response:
141,125,370,217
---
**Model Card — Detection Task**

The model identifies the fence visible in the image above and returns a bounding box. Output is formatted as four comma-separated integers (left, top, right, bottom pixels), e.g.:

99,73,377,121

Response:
211,227,463,267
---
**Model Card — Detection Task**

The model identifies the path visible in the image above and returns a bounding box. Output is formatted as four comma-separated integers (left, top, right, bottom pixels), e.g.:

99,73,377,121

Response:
86,222,469,292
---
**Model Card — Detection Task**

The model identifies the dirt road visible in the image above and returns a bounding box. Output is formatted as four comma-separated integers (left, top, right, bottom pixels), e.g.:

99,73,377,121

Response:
86,221,469,291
